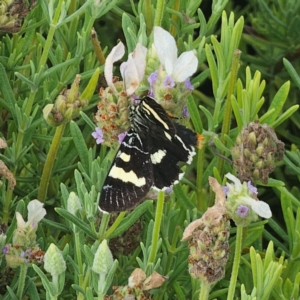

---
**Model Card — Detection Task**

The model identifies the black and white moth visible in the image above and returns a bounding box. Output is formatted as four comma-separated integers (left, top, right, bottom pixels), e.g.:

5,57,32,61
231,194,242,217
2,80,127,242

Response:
99,96,197,212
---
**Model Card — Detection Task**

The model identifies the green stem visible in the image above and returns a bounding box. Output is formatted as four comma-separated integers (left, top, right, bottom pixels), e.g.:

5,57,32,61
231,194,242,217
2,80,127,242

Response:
74,231,84,287
148,191,164,266
38,124,66,203
199,279,211,300
196,144,206,212
227,225,243,300
104,212,126,238
153,0,165,27
16,264,28,299
38,0,64,72
144,0,153,35
217,49,241,175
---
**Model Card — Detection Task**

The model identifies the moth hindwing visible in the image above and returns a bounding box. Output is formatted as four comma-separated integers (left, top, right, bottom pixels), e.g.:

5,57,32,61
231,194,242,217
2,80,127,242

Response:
99,96,197,212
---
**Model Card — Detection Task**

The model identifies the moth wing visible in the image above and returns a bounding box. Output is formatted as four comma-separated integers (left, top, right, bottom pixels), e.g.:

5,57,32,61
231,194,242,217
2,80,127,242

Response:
99,130,153,212
151,123,197,190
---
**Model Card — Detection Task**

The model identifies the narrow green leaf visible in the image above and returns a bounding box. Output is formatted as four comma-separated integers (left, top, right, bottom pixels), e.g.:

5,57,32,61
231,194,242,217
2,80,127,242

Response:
231,95,243,130
55,208,97,239
106,200,152,238
283,58,300,89
32,265,54,297
199,105,214,131
205,44,218,97
122,13,137,53
187,95,203,133
70,121,89,172
262,81,290,124
271,105,299,128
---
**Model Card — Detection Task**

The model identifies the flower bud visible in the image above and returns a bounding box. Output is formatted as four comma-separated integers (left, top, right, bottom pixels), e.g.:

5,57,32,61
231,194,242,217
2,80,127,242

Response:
44,244,66,277
231,121,284,184
92,239,113,275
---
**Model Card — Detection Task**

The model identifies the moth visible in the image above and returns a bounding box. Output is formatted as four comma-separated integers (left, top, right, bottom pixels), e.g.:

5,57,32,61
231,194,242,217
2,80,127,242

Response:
99,96,197,212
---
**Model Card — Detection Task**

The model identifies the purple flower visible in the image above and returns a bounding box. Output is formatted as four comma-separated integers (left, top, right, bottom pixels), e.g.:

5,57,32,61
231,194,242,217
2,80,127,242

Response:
148,71,158,96
20,251,25,258
163,75,175,88
222,186,229,196
148,70,158,85
185,78,194,90
247,181,258,195
165,186,173,193
118,132,127,144
92,127,104,144
236,205,249,218
2,245,9,254
183,106,190,118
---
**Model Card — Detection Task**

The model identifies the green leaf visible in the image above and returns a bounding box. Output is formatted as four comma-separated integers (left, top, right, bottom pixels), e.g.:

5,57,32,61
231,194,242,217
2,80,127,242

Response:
271,105,299,128
106,200,152,238
187,95,203,133
70,121,90,173
55,208,97,239
283,58,300,90
32,265,55,297
122,13,137,53
260,81,290,125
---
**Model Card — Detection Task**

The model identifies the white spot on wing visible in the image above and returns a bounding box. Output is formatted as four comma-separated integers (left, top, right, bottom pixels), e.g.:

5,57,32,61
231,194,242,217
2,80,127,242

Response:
119,152,131,162
109,166,146,187
151,149,166,164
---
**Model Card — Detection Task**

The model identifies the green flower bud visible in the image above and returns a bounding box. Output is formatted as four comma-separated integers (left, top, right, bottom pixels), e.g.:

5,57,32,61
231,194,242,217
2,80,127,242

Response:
92,239,113,275
248,132,257,145
44,244,66,276
0,2,8,15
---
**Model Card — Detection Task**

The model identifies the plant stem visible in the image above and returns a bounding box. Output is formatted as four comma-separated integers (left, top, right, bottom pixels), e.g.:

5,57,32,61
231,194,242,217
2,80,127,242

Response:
217,49,241,175
148,191,164,266
16,264,28,299
153,0,165,27
227,225,243,299
199,279,210,300
144,0,153,35
38,124,66,203
74,231,84,287
196,144,206,212
38,0,64,72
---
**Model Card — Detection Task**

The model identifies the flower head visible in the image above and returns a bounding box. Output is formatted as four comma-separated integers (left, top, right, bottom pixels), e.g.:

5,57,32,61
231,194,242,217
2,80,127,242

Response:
92,127,104,144
225,173,272,226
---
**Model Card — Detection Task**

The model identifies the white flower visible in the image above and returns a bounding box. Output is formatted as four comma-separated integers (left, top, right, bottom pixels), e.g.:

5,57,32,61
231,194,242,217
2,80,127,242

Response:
104,42,147,96
153,26,198,82
16,200,46,229
225,173,272,219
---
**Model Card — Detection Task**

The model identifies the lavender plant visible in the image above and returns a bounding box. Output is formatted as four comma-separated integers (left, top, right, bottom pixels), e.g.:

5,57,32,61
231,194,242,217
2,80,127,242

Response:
0,0,300,299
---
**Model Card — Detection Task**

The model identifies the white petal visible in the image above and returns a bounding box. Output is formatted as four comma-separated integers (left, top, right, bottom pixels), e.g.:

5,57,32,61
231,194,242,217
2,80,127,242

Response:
131,43,147,80
153,26,177,75
15,212,26,229
242,197,272,219
27,200,46,225
172,51,198,82
104,42,125,91
250,200,272,218
225,173,242,191
120,43,147,95
120,55,140,96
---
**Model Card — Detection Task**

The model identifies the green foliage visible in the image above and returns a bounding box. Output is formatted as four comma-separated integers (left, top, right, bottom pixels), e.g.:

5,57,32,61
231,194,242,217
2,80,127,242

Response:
1,0,300,299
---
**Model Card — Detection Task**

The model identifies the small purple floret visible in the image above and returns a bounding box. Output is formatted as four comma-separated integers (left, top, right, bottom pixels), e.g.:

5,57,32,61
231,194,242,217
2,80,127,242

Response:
118,132,127,144
183,106,190,118
236,205,249,218
247,181,258,195
185,78,194,90
163,75,175,88
92,127,104,144
222,186,229,196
